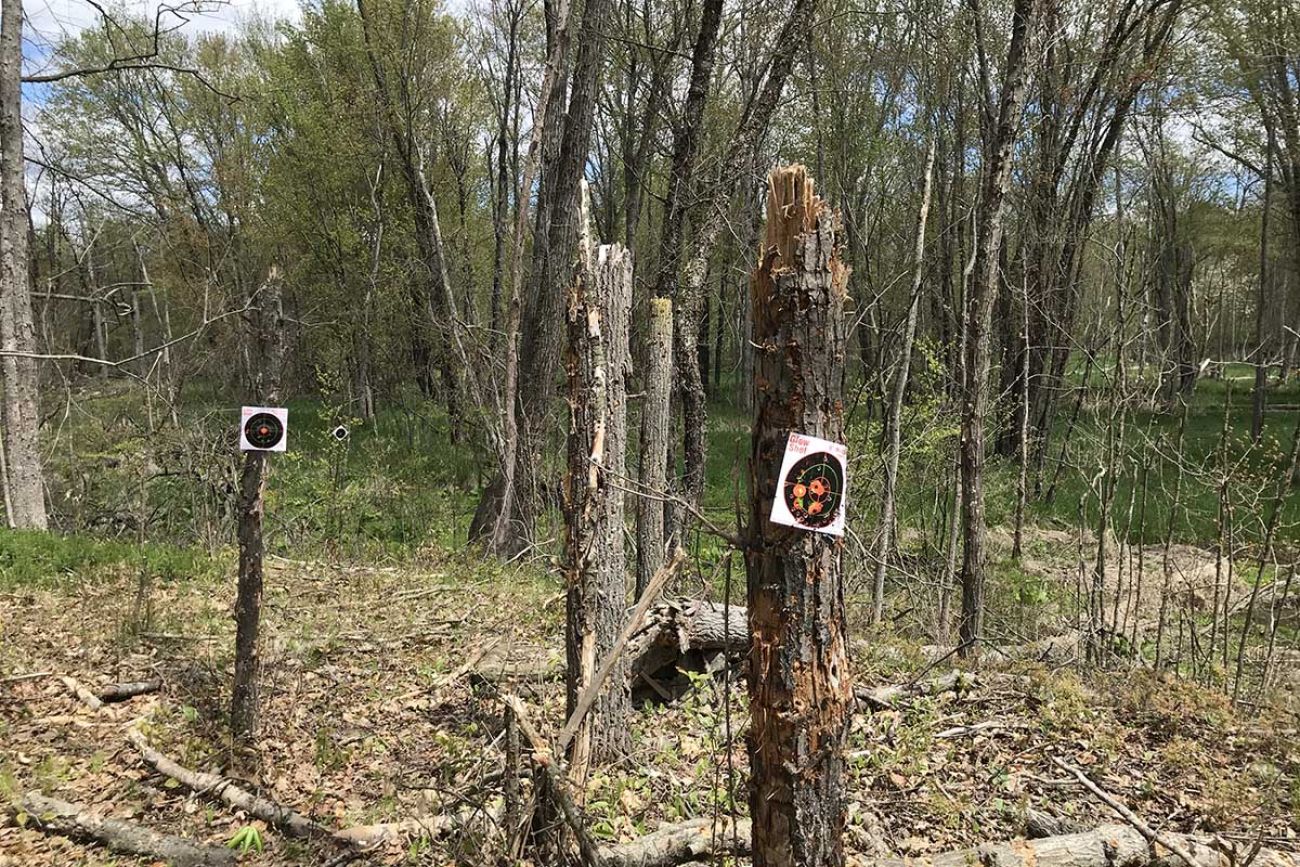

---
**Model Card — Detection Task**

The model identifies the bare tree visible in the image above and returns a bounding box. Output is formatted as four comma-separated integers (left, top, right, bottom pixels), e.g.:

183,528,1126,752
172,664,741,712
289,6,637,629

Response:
872,138,936,625
230,267,286,744
958,0,1039,655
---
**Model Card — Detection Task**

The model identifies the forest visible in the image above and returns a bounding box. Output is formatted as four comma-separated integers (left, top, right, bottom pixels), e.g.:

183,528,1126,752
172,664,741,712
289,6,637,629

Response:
1,0,1300,862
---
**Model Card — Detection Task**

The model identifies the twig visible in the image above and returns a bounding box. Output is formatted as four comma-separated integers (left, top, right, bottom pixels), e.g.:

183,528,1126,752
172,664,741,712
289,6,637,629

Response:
0,671,51,684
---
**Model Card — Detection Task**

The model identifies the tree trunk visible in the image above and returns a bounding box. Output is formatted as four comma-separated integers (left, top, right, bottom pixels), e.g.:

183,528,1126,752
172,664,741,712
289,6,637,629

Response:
230,268,285,744
0,0,47,530
873,139,936,626
565,185,632,772
491,0,613,554
747,165,851,867
637,297,673,596
958,0,1037,655
1252,131,1273,445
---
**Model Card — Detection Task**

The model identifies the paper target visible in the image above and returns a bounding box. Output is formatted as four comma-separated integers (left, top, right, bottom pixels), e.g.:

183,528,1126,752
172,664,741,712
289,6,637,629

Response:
240,406,288,452
331,424,350,442
769,433,847,536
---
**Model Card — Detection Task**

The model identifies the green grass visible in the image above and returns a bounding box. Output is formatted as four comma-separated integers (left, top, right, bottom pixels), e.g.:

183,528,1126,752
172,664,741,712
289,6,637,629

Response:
0,527,213,588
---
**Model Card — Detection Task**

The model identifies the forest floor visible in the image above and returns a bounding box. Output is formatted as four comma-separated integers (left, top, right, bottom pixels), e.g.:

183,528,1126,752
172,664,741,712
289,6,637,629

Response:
3,527,1299,866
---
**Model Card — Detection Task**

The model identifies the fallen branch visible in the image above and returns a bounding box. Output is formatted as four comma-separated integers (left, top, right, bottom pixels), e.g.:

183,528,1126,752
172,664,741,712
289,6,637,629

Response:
0,670,51,684
598,817,751,867
865,824,1299,867
1052,757,1201,867
98,678,162,702
15,791,235,867
504,694,603,866
61,676,104,711
127,728,322,838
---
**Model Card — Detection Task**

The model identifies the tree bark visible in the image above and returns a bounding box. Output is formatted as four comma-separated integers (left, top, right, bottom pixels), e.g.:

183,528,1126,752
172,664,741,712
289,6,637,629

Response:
0,0,47,530
565,185,632,771
747,165,852,867
637,297,673,596
958,0,1038,655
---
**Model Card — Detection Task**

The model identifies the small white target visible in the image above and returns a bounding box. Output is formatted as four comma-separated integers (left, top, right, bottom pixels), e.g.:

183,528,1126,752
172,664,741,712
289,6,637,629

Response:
331,424,350,442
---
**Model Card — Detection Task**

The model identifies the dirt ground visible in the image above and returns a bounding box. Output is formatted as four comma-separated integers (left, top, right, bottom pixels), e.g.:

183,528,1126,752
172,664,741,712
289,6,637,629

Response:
2,544,1299,865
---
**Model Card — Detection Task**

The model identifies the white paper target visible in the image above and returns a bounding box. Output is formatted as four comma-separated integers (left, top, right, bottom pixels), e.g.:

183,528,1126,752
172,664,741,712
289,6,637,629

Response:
240,406,289,452
768,432,847,536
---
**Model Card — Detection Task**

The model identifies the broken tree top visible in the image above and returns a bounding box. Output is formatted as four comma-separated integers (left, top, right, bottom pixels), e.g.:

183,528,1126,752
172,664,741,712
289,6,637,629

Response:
761,163,848,282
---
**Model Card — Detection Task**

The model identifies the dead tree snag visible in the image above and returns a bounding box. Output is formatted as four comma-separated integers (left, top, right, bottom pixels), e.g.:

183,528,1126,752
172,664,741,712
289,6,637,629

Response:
746,165,852,867
565,184,632,773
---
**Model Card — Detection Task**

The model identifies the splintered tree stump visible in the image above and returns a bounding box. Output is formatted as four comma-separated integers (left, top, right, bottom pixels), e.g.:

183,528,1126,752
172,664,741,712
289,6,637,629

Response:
564,184,634,767
747,165,852,866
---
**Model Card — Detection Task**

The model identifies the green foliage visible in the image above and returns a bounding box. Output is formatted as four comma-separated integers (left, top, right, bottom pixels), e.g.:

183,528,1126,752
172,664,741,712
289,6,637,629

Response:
227,824,264,853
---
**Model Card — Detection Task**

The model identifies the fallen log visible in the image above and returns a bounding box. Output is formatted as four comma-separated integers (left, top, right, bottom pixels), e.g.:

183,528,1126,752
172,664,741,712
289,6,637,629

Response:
98,678,162,702
1025,809,1087,839
626,600,748,700
865,824,1300,867
472,642,564,684
127,728,322,838
16,791,235,867
855,671,978,711
599,817,751,867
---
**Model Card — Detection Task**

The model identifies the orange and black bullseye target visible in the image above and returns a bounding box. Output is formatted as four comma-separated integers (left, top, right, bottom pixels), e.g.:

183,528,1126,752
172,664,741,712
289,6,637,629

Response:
781,451,844,529
243,412,285,450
